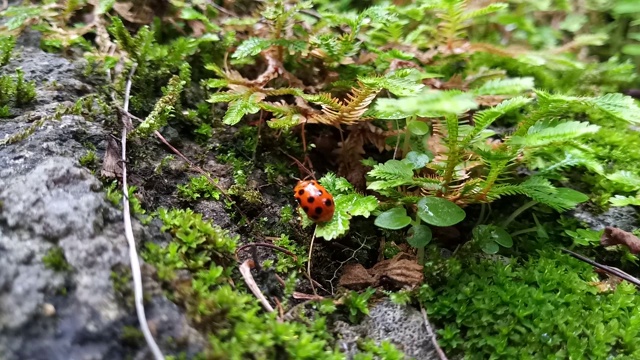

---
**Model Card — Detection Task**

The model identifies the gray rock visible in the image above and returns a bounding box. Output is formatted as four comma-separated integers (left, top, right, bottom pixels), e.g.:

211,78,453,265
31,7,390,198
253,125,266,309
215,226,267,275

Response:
570,205,639,232
0,38,205,359
334,299,440,360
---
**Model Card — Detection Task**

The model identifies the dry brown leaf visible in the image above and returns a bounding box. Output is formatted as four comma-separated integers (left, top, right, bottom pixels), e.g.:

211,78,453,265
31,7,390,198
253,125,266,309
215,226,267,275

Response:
339,252,424,291
101,137,122,179
113,1,155,24
601,226,640,254
589,271,624,293
338,263,375,290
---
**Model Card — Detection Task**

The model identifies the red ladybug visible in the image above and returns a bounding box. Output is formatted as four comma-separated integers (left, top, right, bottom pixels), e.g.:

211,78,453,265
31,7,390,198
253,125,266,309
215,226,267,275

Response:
293,180,335,223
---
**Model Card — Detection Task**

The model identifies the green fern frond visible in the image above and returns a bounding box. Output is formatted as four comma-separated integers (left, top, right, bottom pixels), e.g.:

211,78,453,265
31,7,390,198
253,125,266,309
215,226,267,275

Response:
535,90,640,124
486,177,588,211
223,93,263,126
108,17,135,55
463,96,532,145
368,159,414,181
374,89,478,119
472,77,535,96
232,38,308,60
460,2,508,21
609,195,640,207
606,170,640,191
507,120,601,148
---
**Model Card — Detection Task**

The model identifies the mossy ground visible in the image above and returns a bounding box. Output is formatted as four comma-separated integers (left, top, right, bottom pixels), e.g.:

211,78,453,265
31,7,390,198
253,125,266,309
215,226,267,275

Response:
4,1,640,359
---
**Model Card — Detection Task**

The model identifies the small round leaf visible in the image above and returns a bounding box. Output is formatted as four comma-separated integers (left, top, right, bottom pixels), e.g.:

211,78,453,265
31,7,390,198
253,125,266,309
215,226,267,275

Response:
416,197,466,227
481,241,500,254
404,151,431,169
407,121,430,136
491,226,513,248
407,224,432,248
374,207,412,230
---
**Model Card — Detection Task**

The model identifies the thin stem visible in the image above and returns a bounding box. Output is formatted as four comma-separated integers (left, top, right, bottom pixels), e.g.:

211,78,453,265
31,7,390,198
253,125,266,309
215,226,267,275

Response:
120,63,165,360
501,200,537,229
509,227,538,238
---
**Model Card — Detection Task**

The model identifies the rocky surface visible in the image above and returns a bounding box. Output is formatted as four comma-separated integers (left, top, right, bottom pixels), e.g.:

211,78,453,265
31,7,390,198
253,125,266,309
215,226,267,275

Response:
334,299,440,360
0,35,205,360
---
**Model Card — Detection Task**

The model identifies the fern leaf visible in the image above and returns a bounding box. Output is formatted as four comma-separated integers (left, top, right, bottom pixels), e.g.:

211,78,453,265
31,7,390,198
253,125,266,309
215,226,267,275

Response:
487,177,589,211
223,93,263,125
507,120,601,147
460,3,508,21
374,90,478,119
473,77,535,96
610,195,640,207
207,91,242,103
368,160,414,181
606,170,640,191
536,90,640,124
463,96,532,145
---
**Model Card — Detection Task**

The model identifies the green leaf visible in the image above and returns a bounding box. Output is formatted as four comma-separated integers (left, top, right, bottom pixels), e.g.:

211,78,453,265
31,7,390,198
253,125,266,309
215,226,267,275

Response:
375,90,478,119
473,77,535,96
478,225,513,248
407,224,432,248
507,120,601,147
368,159,414,181
232,37,271,59
374,207,412,230
223,94,262,125
313,192,378,240
403,151,432,169
408,120,430,135
481,241,499,254
416,197,466,227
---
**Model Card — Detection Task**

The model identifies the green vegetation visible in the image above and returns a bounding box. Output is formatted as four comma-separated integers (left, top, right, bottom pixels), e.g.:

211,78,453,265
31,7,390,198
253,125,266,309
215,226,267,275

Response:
421,249,640,359
42,246,72,272
3,0,640,358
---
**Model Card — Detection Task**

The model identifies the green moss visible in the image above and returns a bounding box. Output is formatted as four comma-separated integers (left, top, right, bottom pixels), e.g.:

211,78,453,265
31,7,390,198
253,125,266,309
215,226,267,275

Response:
42,246,72,272
0,35,15,67
177,175,221,201
14,68,36,106
120,325,145,347
79,150,98,169
111,267,134,309
420,249,640,359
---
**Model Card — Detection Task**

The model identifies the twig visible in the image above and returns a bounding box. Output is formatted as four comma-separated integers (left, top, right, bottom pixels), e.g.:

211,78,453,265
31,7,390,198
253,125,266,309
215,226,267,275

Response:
119,63,165,360
561,248,640,288
235,242,297,262
421,306,448,360
239,260,275,312
307,228,318,296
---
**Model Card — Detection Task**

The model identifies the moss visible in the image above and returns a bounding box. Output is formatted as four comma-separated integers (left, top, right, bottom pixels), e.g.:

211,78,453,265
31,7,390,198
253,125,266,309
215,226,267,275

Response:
110,267,134,309
42,246,72,272
420,249,640,359
79,150,98,169
120,326,145,347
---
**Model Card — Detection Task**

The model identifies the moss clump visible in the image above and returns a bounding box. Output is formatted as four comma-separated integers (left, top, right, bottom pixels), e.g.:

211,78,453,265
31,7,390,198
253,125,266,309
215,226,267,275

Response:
420,249,640,359
0,67,37,109
42,246,72,272
142,208,350,359
120,325,145,347
0,35,15,67
79,150,98,169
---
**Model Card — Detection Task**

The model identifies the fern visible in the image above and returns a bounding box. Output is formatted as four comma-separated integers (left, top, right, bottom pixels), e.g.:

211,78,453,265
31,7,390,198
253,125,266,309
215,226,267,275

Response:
536,91,640,125
374,90,478,119
486,177,589,211
463,96,532,146
472,77,535,96
507,120,601,148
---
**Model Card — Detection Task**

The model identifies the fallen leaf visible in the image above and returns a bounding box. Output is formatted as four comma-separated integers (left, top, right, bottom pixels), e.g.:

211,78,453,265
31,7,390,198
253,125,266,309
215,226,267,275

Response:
338,263,375,290
101,137,122,179
600,226,640,254
339,252,424,291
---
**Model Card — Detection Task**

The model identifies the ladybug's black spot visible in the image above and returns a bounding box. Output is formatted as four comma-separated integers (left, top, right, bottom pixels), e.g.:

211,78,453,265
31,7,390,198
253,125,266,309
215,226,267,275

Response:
318,190,323,195
298,189,305,196
324,199,332,207
314,207,323,215
307,196,315,203
303,206,309,213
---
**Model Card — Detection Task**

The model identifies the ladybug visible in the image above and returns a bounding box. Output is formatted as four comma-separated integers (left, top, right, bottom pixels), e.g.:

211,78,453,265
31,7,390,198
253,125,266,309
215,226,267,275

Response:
293,180,335,223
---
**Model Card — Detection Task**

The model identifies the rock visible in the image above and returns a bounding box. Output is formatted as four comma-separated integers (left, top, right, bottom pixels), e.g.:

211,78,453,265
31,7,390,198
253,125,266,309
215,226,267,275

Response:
0,37,205,360
570,205,639,233
334,299,440,360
